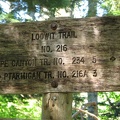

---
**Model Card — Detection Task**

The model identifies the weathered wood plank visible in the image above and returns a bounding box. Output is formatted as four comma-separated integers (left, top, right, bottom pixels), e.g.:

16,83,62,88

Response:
0,16,120,94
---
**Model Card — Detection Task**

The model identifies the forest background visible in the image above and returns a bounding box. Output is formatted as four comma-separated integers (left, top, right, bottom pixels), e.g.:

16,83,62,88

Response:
0,0,120,120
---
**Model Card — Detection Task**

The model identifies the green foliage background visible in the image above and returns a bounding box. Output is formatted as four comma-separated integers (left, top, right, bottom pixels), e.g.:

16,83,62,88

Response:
0,95,42,119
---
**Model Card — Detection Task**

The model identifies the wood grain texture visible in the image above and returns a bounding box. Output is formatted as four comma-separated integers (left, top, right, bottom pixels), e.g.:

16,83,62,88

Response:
0,16,120,94
42,93,72,120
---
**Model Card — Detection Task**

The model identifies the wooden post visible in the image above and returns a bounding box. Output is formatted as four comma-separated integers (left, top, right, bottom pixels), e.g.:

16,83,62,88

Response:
41,17,73,120
42,93,72,120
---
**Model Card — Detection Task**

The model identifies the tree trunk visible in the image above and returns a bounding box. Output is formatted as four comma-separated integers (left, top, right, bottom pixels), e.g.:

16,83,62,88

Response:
42,93,72,120
88,93,98,120
87,0,98,120
87,0,98,17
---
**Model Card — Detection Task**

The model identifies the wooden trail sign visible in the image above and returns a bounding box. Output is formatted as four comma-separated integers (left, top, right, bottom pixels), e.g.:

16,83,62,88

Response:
0,16,120,94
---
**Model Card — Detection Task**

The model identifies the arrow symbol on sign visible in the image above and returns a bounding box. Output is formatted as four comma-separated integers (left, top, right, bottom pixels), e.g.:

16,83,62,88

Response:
110,56,116,62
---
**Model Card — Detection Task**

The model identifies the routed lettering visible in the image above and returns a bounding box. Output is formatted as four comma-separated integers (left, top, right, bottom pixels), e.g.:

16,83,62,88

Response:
0,60,9,67
31,31,77,41
32,32,55,41
59,31,77,39
4,72,42,80
39,58,51,65
72,70,88,78
11,59,36,67
56,45,67,52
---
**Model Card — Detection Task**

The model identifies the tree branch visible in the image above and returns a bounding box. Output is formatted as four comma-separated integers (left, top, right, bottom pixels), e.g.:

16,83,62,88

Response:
72,107,100,120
